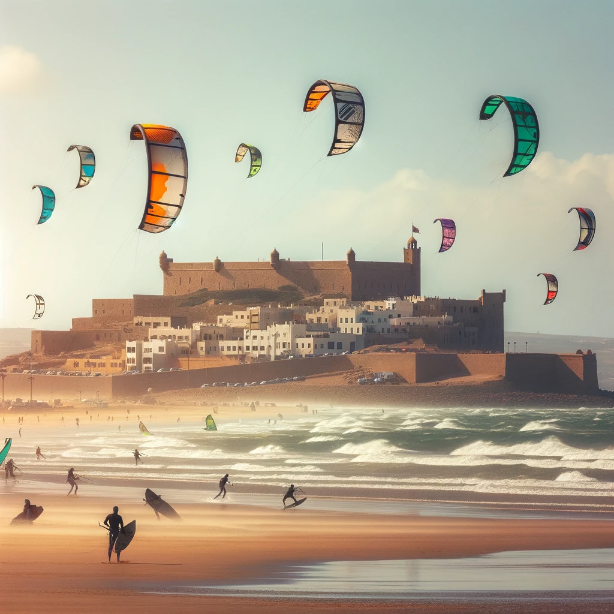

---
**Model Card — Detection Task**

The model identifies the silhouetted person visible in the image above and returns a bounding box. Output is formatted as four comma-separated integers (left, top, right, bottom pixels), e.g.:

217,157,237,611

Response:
36,447,45,460
67,468,79,495
214,474,232,499
133,449,142,465
104,506,124,563
283,484,300,506
5,458,17,482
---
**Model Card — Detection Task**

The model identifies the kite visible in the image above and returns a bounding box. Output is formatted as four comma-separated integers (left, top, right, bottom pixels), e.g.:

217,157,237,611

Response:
479,95,539,176
139,421,151,435
537,273,558,305
67,145,95,189
130,124,188,234
303,80,365,156
433,218,456,252
235,143,262,178
568,207,596,251
204,414,217,431
26,294,45,319
31,185,55,224
0,439,11,465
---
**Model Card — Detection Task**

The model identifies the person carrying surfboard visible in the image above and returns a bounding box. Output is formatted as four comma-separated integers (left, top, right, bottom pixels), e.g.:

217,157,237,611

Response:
103,506,125,563
283,484,304,507
23,499,34,521
214,474,233,499
67,468,79,495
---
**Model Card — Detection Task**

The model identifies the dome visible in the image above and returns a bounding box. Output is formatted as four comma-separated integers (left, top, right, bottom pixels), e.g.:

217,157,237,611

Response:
346,247,356,264
271,248,279,257
213,256,221,272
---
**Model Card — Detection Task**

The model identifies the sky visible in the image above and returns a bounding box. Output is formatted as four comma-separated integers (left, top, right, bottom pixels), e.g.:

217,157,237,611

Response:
1,0,614,335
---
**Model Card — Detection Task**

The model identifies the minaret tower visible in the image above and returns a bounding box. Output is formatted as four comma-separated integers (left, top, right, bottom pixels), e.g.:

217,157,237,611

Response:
403,236,421,296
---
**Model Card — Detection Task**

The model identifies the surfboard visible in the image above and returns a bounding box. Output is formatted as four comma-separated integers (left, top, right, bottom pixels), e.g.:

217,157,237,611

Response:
144,488,181,521
114,520,136,553
0,438,12,465
11,505,44,524
284,497,307,510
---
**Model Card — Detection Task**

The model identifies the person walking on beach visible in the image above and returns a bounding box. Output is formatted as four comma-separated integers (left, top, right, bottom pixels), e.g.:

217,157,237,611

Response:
36,446,46,460
133,449,143,465
103,506,125,563
214,474,232,499
67,467,79,495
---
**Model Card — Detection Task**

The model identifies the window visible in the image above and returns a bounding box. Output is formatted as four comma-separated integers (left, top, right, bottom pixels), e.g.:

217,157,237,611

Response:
94,310,98,315
301,343,305,349
144,348,152,353
460,306,464,313
337,342,342,350
164,322,169,326
232,346,236,351
158,347,164,352
143,358,153,364
127,347,135,353
259,346,264,351
328,341,334,350
320,343,324,348
350,328,353,333
246,346,250,351
351,318,354,323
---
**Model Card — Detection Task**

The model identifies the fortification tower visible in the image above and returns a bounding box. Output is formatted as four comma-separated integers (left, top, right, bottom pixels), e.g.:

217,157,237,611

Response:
403,236,421,295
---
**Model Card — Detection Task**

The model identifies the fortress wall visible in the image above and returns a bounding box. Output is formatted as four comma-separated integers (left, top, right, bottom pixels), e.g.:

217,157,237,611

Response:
91,299,134,318
458,353,507,377
162,260,417,300
163,262,353,297
505,353,597,394
31,331,99,355
3,374,113,401
111,355,356,398
349,354,417,383
72,317,132,330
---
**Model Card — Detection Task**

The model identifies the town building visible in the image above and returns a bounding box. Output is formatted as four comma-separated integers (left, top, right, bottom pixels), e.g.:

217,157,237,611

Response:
126,339,179,372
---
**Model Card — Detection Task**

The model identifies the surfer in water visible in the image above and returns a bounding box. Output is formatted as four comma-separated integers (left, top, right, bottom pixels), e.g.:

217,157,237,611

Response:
133,449,142,465
214,474,232,499
36,446,45,460
67,467,79,495
103,506,125,563
283,484,303,507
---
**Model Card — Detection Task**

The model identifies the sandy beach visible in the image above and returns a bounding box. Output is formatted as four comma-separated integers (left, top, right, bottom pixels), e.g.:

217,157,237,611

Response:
1,492,614,614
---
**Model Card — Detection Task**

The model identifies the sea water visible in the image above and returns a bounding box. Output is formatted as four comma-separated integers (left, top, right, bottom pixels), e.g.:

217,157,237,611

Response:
5,406,614,504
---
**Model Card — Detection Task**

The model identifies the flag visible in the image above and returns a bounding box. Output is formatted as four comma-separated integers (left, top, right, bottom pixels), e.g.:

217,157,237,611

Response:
412,225,420,234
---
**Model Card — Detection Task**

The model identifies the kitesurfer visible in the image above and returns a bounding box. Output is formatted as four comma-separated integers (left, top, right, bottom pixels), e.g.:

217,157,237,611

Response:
103,506,125,563
36,446,45,460
214,474,232,499
5,458,17,482
283,484,301,506
133,449,142,465
67,467,79,495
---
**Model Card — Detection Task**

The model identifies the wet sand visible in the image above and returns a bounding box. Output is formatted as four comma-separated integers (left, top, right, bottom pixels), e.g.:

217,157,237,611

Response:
1,492,614,613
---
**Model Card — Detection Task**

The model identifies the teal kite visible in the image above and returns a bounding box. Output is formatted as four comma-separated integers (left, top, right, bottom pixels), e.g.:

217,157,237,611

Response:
479,95,539,176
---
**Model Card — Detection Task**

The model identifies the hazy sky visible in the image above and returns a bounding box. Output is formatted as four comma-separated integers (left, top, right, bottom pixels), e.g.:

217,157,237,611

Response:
1,1,614,336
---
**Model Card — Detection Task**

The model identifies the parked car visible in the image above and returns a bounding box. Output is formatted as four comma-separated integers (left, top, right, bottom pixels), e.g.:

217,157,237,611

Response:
157,368,170,372
200,383,209,388
358,378,373,385
212,382,226,387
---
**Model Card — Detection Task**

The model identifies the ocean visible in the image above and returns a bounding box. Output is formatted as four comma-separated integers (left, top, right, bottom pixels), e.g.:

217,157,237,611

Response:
5,405,614,504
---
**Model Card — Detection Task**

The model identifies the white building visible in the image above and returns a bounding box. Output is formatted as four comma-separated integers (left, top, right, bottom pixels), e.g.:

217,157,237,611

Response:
126,339,179,372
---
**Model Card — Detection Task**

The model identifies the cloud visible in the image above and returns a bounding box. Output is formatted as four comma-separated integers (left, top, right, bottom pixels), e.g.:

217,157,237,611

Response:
0,45,44,94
